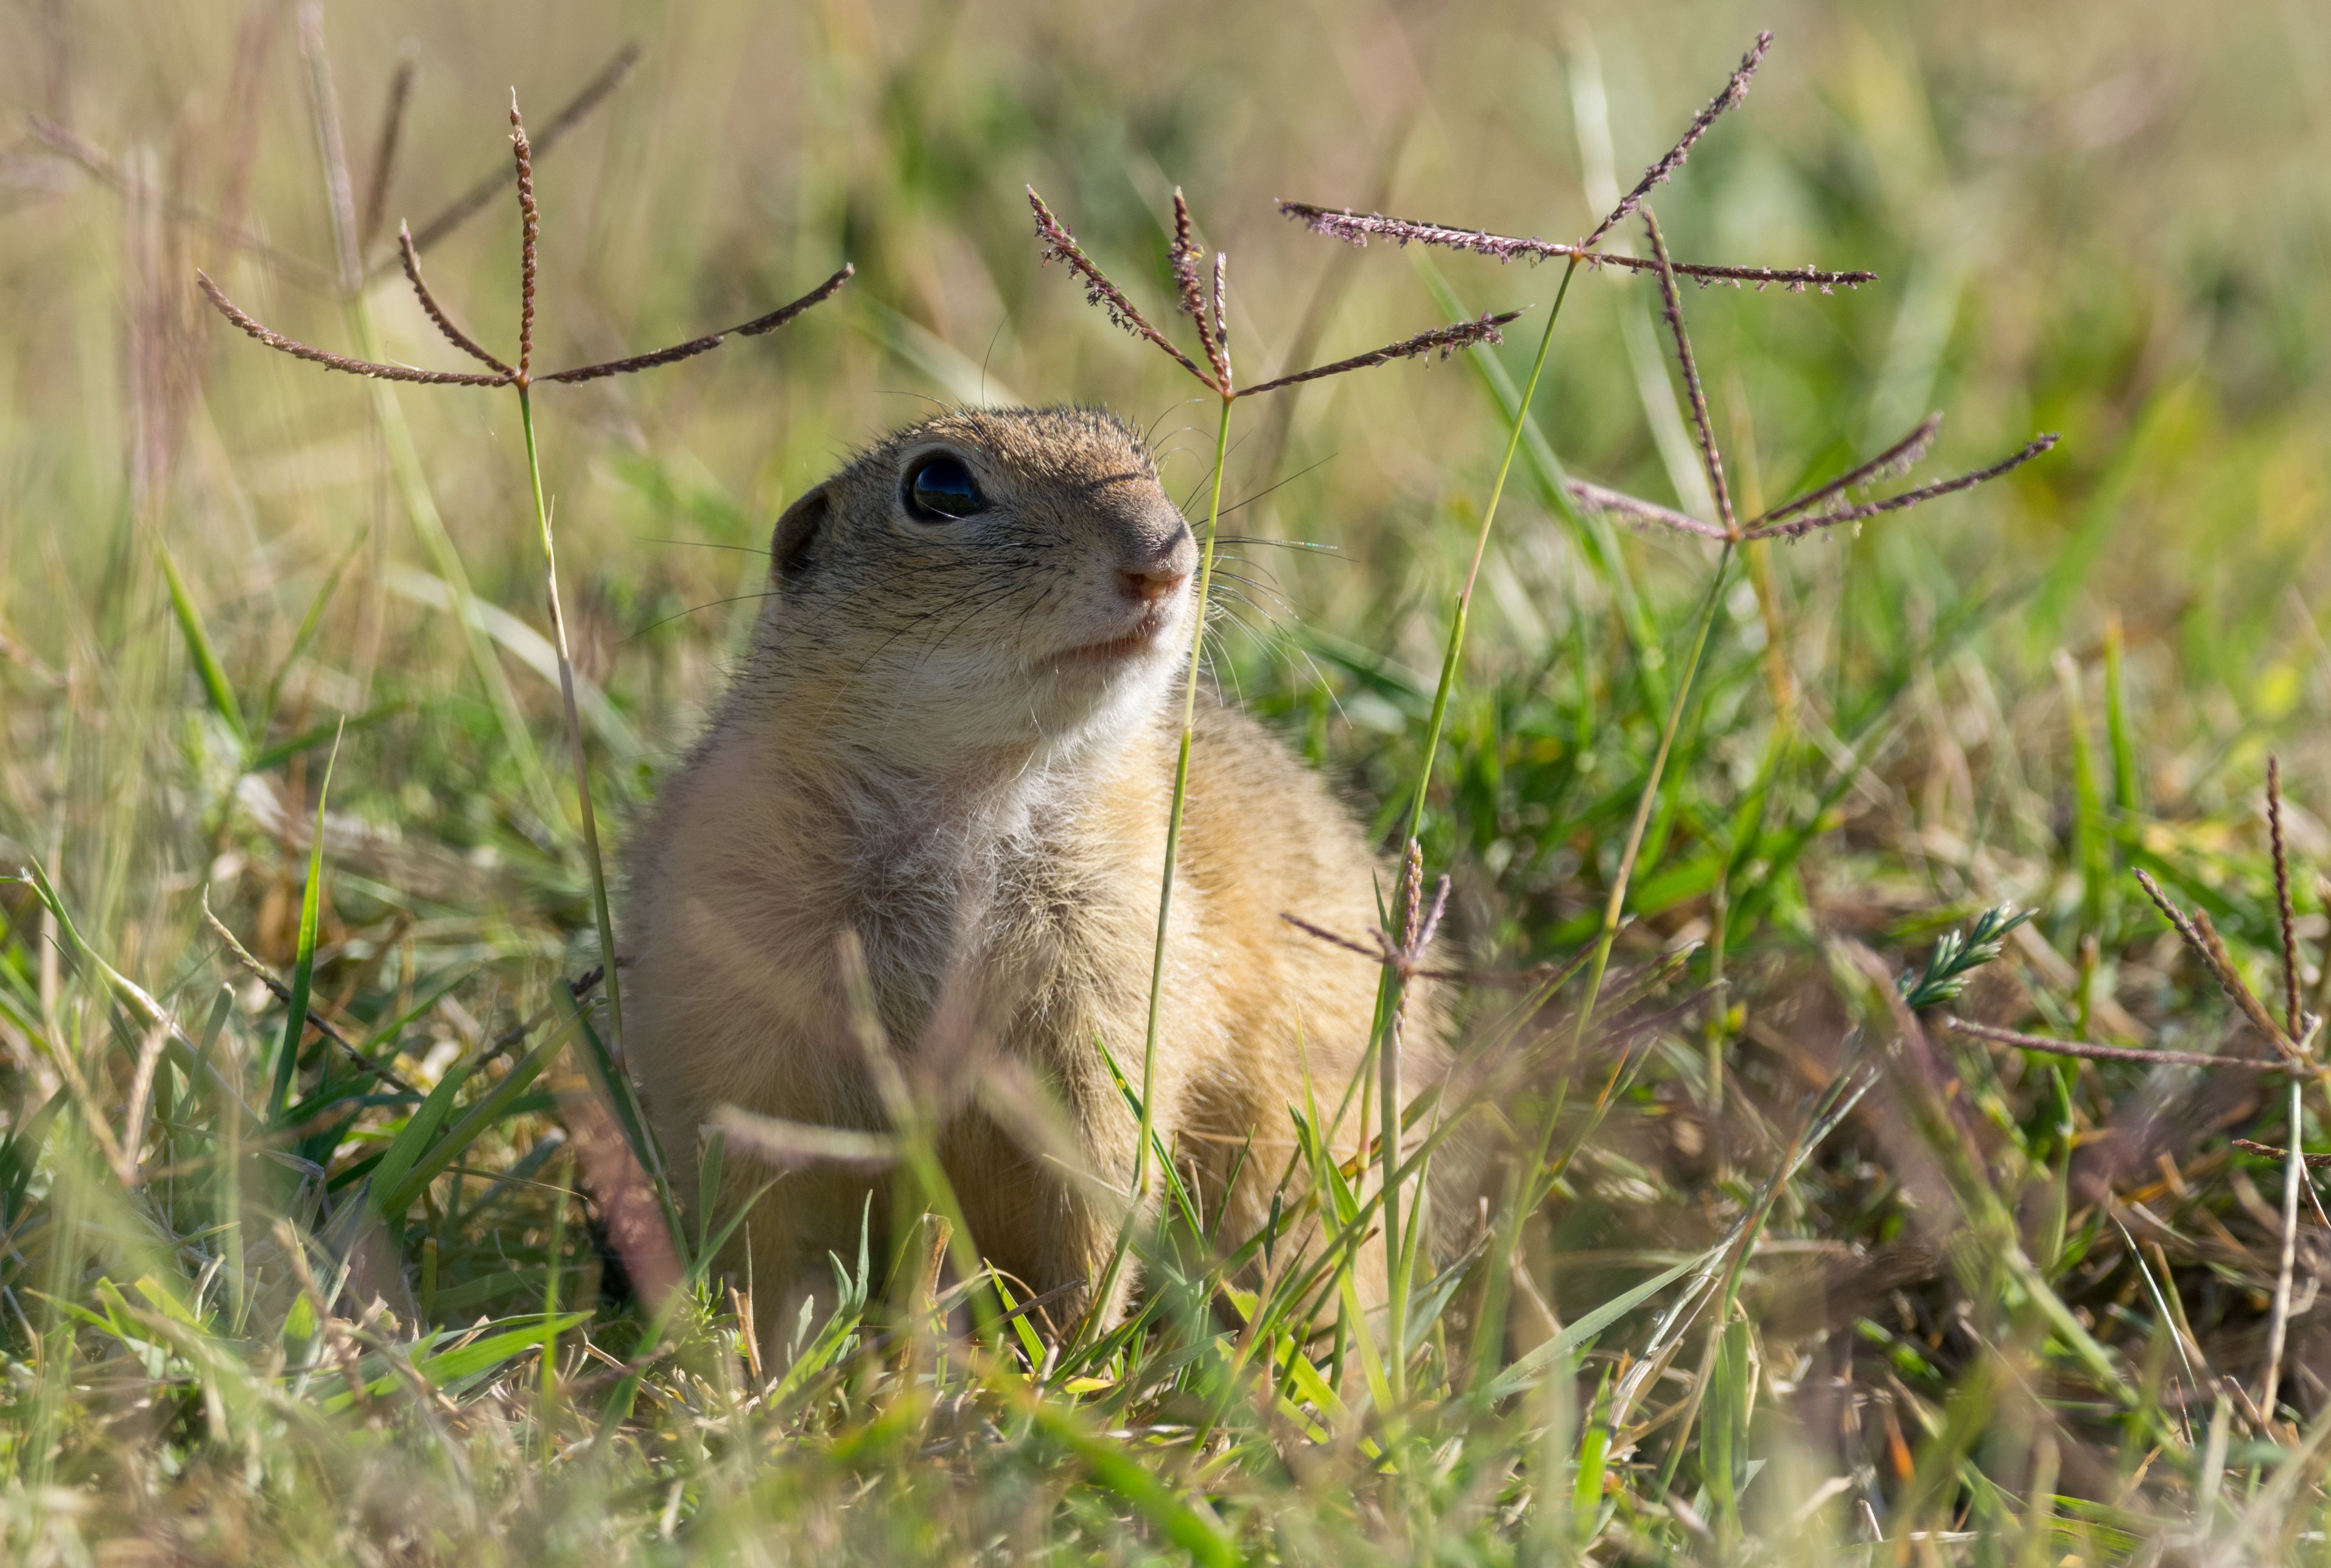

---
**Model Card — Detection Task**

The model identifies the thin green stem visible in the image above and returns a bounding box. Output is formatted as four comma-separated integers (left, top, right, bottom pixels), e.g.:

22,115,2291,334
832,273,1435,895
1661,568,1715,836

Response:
1373,261,1578,1404
351,302,562,828
1563,547,1734,1071
1398,259,1579,849
1079,393,1237,1346
1474,556,1738,1326
1136,393,1235,1202
518,385,625,1049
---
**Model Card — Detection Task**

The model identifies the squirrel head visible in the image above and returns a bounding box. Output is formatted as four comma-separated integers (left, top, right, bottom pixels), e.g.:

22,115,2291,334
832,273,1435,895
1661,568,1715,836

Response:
751,406,1198,768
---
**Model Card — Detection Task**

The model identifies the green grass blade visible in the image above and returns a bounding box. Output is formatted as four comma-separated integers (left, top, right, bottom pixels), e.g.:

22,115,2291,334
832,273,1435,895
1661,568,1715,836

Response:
2055,649,2109,936
2103,613,2140,816
1025,1399,1239,1568
269,722,341,1121
1485,1252,1705,1401
365,1062,474,1220
328,1314,590,1413
374,1019,573,1217
156,540,247,747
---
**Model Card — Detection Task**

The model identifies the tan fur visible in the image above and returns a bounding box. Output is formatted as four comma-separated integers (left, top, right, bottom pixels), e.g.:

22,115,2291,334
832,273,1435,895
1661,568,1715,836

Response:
623,407,1442,1349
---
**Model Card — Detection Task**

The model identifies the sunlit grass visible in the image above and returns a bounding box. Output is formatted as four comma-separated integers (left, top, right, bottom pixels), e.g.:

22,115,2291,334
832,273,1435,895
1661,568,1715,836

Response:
3,2,2331,1563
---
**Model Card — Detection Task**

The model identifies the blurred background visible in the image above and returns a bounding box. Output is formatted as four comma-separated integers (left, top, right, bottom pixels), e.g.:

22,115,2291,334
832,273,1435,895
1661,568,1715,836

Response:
2,0,2329,1141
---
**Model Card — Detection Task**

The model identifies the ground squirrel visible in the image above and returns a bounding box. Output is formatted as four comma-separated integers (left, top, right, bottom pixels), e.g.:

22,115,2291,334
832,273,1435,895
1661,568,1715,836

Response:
623,405,1445,1347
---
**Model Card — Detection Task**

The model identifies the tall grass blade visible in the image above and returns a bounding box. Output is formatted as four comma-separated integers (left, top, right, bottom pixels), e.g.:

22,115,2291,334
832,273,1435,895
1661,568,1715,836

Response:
269,721,341,1120
157,541,247,747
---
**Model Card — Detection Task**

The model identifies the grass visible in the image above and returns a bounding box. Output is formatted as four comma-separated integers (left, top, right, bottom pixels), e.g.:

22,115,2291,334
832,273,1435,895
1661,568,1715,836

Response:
4,1,2331,1561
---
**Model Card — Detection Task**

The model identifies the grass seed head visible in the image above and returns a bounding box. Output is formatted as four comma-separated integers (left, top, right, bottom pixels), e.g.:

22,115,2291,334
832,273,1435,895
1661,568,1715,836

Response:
1277,202,1876,291
510,92,538,383
398,222,514,375
1032,186,1518,400
1582,30,1772,248
1028,184,1216,388
1236,310,1520,397
1642,207,1736,536
197,97,846,392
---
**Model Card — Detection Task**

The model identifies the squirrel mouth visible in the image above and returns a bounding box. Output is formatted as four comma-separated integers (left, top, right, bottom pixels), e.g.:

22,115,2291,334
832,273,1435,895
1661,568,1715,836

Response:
1062,634,1152,662
1050,606,1179,668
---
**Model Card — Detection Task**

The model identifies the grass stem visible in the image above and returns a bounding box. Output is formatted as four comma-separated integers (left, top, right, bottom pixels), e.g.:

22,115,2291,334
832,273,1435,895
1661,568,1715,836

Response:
1080,393,1238,1344
1565,545,1734,1067
518,384,626,1050
1398,259,1579,849
1375,261,1577,1401
1136,393,1235,1203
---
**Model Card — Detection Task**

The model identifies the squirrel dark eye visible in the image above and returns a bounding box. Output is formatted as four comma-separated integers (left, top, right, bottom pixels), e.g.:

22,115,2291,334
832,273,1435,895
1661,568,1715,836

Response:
904,454,984,520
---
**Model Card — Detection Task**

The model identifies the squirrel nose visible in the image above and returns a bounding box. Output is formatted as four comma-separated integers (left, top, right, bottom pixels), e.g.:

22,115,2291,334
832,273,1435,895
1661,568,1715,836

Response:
1118,523,1197,604
1118,564,1189,603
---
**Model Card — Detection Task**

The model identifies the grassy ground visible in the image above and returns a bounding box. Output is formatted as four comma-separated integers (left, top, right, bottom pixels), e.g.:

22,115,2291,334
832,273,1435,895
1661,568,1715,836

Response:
4,0,2331,1561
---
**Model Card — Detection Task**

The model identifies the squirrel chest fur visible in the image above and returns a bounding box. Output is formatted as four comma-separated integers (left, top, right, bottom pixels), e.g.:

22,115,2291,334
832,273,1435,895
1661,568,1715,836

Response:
622,406,1442,1345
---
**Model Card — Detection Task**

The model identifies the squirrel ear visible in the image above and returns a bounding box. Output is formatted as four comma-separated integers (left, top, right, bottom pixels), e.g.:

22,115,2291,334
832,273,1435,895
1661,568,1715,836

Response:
771,485,830,579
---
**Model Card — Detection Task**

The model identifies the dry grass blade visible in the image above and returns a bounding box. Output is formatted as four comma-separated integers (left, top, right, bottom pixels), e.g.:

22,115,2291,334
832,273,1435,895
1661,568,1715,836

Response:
397,223,513,374
46,1039,138,1190
359,49,418,253
1280,911,1396,966
1236,310,1520,397
2196,906,2303,1058
2234,1139,2331,1168
1277,203,1875,292
216,1,286,239
195,270,512,385
206,95,846,394
119,1025,170,1175
1412,870,1451,957
1751,414,1942,528
542,334,726,385
734,265,857,337
1027,185,1215,388
385,40,642,269
2133,867,2308,1072
1583,30,1772,248
711,1105,900,1171
2134,867,2250,1004
1741,435,2059,542
540,265,855,383
1642,208,1735,536
274,1220,370,1409
198,891,415,1090
2262,760,2307,1426
1943,1016,2277,1071
1169,190,1205,320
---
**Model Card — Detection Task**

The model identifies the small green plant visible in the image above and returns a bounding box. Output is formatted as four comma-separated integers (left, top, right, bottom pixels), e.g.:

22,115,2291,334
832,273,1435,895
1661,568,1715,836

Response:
1899,902,2031,1010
